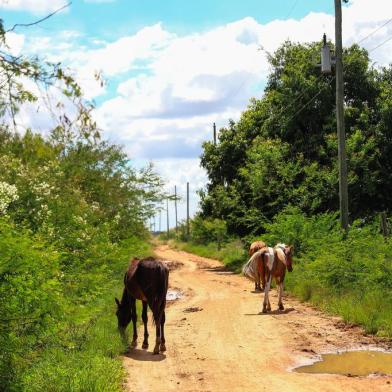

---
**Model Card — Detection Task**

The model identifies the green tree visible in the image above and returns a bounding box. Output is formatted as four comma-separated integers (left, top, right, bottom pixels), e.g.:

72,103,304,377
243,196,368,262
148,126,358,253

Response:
200,40,392,237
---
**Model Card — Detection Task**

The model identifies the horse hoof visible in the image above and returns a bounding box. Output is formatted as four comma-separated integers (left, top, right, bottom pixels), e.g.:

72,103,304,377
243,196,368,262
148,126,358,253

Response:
279,304,284,311
262,308,267,313
160,344,166,352
131,340,137,348
153,347,160,355
142,342,149,349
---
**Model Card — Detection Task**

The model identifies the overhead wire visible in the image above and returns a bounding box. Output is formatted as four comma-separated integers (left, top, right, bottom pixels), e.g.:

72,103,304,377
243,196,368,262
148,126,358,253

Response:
285,0,300,20
368,35,392,53
357,17,392,45
229,7,392,125
286,76,335,124
272,15,392,122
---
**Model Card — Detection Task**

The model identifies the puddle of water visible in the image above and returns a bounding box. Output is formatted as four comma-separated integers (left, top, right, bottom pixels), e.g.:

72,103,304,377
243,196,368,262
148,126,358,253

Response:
295,350,392,376
166,289,182,301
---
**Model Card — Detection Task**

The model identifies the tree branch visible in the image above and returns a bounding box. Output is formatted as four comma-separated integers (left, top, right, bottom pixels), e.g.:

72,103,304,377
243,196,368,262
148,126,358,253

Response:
6,2,72,33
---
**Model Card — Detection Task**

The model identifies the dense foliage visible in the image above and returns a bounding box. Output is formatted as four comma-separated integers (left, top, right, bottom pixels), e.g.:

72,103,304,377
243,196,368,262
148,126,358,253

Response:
189,39,392,338
0,20,161,391
200,41,392,236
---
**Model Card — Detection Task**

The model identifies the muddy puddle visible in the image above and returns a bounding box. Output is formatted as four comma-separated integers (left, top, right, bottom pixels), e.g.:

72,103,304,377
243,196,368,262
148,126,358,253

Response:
295,350,392,376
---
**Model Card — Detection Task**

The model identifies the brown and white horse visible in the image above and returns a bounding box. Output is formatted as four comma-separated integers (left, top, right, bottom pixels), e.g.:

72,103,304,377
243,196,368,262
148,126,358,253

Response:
243,243,293,313
248,240,267,291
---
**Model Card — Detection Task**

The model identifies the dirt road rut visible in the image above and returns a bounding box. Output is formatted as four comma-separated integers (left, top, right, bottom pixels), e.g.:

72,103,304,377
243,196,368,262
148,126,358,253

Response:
123,245,391,392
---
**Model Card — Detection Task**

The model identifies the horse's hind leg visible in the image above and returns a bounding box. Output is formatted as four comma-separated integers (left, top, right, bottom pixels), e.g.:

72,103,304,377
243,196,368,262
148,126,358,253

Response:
130,298,138,347
278,282,284,311
160,311,166,352
255,257,262,291
142,301,149,349
262,273,272,313
153,322,161,355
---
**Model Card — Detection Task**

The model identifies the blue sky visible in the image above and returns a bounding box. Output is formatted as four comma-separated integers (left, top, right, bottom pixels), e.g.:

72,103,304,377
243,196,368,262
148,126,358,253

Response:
1,0,391,228
2,1,334,36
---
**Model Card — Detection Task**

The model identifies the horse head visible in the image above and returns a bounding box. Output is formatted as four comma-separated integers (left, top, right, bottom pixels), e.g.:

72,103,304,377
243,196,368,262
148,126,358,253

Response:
284,245,294,272
115,295,132,332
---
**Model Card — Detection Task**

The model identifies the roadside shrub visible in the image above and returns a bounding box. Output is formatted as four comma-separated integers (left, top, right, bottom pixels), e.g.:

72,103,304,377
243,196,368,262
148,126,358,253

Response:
190,216,228,248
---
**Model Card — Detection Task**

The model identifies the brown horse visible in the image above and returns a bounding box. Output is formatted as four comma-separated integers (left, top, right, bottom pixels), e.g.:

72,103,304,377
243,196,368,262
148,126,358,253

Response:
243,244,293,313
248,240,267,291
115,257,169,355
262,244,293,313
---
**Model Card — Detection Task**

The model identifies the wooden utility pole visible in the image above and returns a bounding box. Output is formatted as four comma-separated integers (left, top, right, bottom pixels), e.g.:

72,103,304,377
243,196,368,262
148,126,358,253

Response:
186,182,190,238
213,122,217,145
166,198,169,238
174,185,178,233
380,212,389,238
335,0,349,232
159,209,161,232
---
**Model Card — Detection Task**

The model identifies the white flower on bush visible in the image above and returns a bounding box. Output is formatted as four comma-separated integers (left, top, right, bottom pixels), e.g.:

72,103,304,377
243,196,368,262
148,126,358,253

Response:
32,181,54,199
75,215,87,225
91,202,99,210
0,181,19,214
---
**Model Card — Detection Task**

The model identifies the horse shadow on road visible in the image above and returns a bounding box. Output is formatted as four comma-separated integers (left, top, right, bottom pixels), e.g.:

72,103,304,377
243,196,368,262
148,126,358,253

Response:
244,307,295,316
203,266,236,275
124,348,166,362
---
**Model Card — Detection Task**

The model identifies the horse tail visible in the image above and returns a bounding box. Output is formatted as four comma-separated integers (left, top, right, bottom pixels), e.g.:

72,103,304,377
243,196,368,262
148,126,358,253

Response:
242,250,263,282
152,263,169,325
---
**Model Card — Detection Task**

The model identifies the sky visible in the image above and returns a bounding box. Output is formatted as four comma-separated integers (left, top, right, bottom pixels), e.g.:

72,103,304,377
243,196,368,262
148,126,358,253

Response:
1,0,392,229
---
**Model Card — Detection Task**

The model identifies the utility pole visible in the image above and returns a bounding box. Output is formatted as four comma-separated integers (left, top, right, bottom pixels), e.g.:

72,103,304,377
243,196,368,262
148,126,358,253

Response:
186,182,190,239
159,209,161,232
174,185,178,234
335,0,349,232
166,198,169,238
213,122,217,145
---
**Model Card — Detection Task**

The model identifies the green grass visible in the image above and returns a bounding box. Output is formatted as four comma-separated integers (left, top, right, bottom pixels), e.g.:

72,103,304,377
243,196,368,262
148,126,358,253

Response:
13,238,153,392
21,311,126,392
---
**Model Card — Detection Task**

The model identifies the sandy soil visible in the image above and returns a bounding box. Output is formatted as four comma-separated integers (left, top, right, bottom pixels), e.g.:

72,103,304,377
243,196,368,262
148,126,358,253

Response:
123,245,392,392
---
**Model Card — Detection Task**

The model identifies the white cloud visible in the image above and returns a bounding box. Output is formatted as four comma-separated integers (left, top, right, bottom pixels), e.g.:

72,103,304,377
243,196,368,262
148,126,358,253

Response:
0,0,68,14
3,32,25,56
4,0,392,215
152,158,207,226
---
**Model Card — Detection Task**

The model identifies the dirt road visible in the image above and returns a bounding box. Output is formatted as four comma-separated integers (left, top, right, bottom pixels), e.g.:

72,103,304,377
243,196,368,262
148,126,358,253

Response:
123,245,391,392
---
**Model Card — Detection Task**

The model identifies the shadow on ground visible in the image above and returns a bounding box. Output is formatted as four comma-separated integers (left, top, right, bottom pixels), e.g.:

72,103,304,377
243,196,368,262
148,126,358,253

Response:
124,348,166,362
244,307,295,316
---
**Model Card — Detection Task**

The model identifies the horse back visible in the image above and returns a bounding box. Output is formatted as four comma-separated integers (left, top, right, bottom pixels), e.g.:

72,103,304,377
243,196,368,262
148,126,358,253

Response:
124,258,147,301
125,257,169,306
249,240,266,256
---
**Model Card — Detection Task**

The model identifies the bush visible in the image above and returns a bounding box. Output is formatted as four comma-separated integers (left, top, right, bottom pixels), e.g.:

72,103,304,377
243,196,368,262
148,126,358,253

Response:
263,208,392,337
190,217,228,249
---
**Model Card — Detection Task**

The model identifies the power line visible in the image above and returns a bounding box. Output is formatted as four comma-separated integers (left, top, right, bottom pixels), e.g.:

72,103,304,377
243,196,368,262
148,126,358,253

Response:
231,13,392,126
286,76,335,123
272,17,392,122
368,35,392,53
285,0,300,20
357,17,392,45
